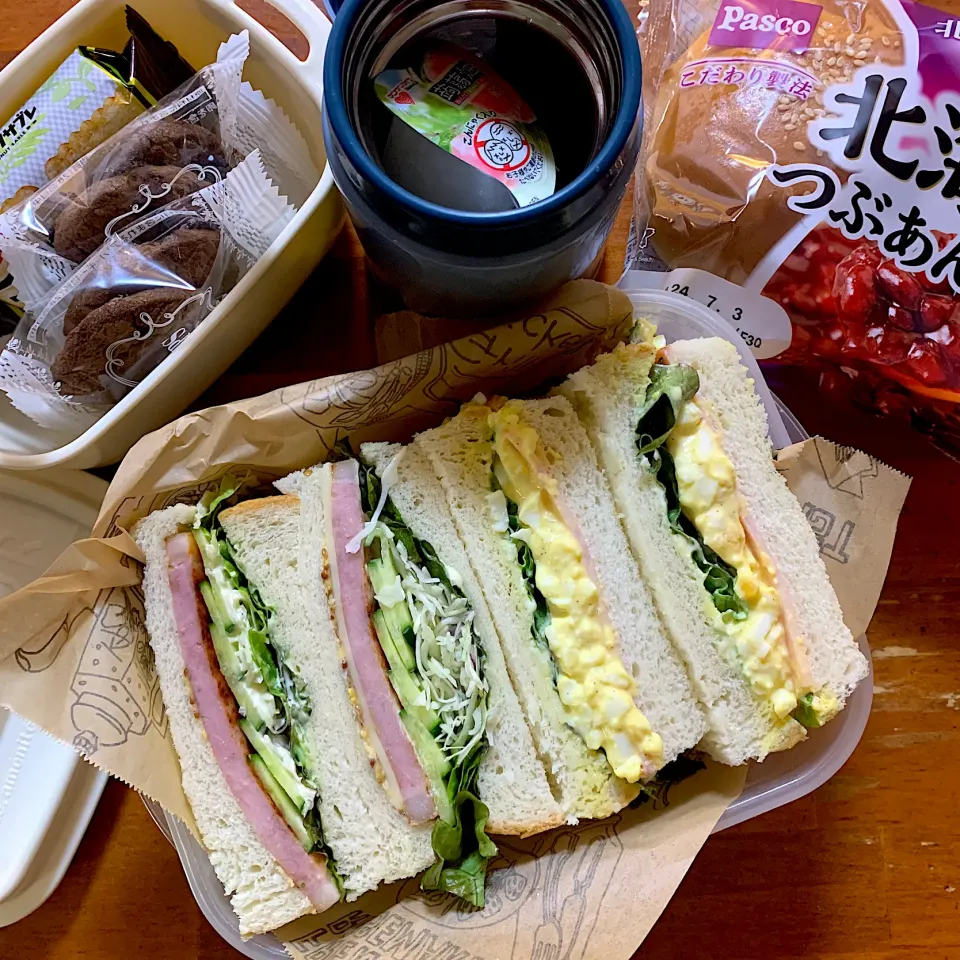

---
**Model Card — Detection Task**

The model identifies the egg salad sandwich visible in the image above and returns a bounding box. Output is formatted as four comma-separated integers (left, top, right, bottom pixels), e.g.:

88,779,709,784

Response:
412,396,707,822
278,443,563,906
556,335,869,765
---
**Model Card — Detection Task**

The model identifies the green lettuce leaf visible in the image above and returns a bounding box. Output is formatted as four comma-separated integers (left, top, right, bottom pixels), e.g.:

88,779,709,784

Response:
792,693,821,729
421,747,497,908
635,366,748,622
655,453,748,621
493,472,552,655
631,751,707,808
636,364,700,457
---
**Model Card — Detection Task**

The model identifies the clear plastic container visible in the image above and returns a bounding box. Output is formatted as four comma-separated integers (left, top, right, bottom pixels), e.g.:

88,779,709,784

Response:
143,287,873,956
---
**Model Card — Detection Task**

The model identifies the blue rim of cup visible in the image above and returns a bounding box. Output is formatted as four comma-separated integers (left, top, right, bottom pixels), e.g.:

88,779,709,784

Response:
322,0,643,226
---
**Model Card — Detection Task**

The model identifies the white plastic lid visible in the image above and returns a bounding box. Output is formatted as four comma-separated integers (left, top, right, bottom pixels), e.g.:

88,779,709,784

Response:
0,469,107,908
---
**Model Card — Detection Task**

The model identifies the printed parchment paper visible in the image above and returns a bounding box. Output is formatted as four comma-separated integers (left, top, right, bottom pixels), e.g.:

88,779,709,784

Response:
0,279,907,959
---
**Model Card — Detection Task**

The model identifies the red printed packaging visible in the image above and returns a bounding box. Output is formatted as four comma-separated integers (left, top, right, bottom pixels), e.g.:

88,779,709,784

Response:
635,0,960,453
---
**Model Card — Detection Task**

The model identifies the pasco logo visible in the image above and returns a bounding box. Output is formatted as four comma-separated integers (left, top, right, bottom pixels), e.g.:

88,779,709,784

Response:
709,0,823,52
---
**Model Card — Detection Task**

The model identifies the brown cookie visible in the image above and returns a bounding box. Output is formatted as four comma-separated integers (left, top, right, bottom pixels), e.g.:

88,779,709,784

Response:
97,119,227,179
63,288,126,335
137,225,221,288
52,287,190,397
51,165,208,262
61,225,221,333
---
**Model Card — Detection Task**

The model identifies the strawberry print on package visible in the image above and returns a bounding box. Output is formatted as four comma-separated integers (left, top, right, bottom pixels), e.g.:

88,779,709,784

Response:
635,0,960,452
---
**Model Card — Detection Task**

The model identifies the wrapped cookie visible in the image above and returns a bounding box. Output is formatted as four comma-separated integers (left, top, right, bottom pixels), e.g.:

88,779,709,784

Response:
0,6,193,214
0,31,250,309
0,6,194,326
0,150,295,432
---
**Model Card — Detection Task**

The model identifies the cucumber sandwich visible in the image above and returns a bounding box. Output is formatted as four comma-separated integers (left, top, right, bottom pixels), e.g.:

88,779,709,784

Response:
280,440,564,907
135,485,342,937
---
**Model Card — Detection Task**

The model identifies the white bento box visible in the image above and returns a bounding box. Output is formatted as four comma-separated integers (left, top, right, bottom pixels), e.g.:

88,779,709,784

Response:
0,0,343,471
142,288,875,958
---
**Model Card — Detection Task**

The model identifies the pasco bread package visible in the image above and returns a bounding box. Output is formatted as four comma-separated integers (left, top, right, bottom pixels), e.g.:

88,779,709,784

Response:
634,0,960,453
0,150,295,434
0,32,251,311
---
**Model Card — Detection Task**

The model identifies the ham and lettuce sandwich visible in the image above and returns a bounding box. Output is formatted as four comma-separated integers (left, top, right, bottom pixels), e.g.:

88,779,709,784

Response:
412,396,708,822
278,441,565,906
137,481,469,934
556,335,868,765
136,489,344,937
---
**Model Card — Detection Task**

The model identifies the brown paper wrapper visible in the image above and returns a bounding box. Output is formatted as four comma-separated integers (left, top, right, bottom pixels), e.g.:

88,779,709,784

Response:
276,762,745,958
0,279,908,956
775,438,911,638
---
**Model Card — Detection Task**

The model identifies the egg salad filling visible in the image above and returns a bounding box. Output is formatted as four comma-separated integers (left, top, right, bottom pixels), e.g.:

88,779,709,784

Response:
488,401,664,783
667,400,800,718
634,362,826,729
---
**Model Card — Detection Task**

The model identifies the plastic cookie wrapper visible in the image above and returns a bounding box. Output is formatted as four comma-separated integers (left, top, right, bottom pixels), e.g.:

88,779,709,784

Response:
0,31,251,311
632,0,960,456
0,6,195,329
0,150,295,435
0,5,195,215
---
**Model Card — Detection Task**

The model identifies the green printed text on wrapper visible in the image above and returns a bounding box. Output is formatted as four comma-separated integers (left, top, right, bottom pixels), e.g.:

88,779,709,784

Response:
374,45,556,209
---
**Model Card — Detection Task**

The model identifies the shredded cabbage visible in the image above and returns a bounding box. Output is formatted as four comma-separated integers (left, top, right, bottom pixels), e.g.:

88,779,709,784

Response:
375,519,488,765
346,450,404,554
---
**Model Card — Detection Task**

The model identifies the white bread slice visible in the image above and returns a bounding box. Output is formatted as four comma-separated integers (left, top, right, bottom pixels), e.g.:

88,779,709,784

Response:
500,396,708,762
662,338,869,709
557,344,804,764
134,505,313,937
218,495,435,900
360,441,564,837
414,405,639,822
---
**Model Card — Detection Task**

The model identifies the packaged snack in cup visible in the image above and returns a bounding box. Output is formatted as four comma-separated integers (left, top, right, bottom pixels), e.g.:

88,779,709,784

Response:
0,6,195,327
375,43,556,211
633,0,960,454
0,6,194,214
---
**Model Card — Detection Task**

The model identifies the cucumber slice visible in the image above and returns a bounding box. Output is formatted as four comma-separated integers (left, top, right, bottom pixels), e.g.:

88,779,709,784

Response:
209,621,276,731
388,668,440,733
248,754,318,852
240,719,316,816
381,605,416,671
204,592,242,681
400,709,454,823
372,608,417,675
368,554,416,640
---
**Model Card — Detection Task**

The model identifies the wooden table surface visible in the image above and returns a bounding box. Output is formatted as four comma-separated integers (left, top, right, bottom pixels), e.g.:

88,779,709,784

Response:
3,3,960,958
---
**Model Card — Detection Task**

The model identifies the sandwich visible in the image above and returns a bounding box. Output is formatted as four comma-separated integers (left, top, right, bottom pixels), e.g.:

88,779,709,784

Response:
137,482,472,935
556,334,869,764
412,395,708,821
281,440,565,904
135,488,343,936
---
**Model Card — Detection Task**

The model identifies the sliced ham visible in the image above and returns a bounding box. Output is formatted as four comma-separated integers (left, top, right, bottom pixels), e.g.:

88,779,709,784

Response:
326,459,437,824
165,532,341,913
